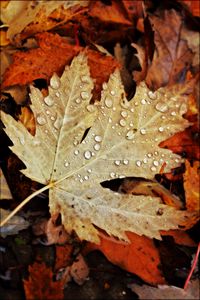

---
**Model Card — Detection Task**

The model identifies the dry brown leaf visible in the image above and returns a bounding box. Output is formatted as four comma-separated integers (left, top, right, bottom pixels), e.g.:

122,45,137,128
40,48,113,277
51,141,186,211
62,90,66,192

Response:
55,244,73,271
84,231,165,285
23,261,64,300
19,107,35,135
145,9,194,89
129,279,200,299
2,32,120,100
132,43,147,83
183,160,200,212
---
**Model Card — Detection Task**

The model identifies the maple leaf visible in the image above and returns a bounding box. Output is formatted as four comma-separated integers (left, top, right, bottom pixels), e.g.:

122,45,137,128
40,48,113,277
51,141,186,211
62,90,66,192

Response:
1,53,194,244
23,261,64,300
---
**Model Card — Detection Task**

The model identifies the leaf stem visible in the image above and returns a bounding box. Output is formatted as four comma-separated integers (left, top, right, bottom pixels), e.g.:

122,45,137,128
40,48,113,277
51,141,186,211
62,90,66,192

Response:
0,183,53,227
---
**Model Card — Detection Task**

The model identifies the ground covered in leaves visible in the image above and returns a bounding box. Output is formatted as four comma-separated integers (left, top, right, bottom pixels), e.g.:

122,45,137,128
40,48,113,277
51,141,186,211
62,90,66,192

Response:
0,1,199,300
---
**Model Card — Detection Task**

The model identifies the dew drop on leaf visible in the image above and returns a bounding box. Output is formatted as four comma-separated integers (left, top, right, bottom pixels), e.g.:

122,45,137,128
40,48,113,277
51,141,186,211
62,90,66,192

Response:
86,105,95,112
81,91,89,100
105,97,113,108
84,150,92,160
153,160,159,166
102,83,108,90
123,159,129,165
136,160,142,167
110,90,115,96
119,119,126,127
114,160,120,166
50,74,61,89
94,144,101,151
81,75,89,82
74,150,79,155
37,115,46,125
140,128,146,135
171,111,176,116
94,135,102,142
110,172,116,178
141,99,147,105
75,98,81,104
84,175,89,180
87,169,92,173
155,102,168,112
148,91,157,100
121,111,128,118
151,166,157,172
44,95,54,106
158,126,164,132
64,162,69,167
126,130,135,140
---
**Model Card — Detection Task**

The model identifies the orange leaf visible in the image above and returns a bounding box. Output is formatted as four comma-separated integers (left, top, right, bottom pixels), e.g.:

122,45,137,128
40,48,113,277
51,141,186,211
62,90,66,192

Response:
19,107,36,135
184,160,200,211
2,32,120,100
183,0,200,17
23,261,64,300
55,244,73,272
84,231,165,285
161,230,196,247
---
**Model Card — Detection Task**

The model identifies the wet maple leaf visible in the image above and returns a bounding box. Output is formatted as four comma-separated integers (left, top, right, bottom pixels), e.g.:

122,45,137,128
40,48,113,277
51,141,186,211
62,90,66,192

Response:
183,160,200,212
2,32,119,100
145,9,194,90
1,53,195,244
23,261,64,300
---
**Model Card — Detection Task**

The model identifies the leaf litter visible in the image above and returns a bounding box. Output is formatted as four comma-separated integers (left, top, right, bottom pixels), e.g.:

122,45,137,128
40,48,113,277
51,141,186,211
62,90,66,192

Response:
0,1,199,299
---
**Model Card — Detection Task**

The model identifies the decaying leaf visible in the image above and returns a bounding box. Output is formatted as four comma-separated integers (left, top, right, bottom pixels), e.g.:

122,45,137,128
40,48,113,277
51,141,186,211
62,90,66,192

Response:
1,0,89,42
0,168,12,200
2,32,120,100
145,9,194,89
23,261,64,300
183,160,200,212
0,208,29,238
84,231,165,285
129,278,200,299
1,53,195,244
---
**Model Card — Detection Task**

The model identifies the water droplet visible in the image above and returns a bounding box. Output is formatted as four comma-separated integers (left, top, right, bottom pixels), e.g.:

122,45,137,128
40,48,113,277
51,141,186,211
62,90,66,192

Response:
123,159,129,165
154,151,159,156
19,136,25,145
171,111,176,116
143,158,148,164
121,111,128,118
81,91,89,100
105,97,113,108
179,103,187,115
158,126,164,132
114,160,120,166
119,119,126,127
155,102,168,112
80,178,83,183
54,118,62,130
84,150,92,160
102,82,108,90
50,116,55,121
134,102,139,106
64,162,69,167
75,98,81,104
140,128,146,135
108,117,112,123
151,166,157,172
126,130,135,140
55,92,60,97
110,172,115,178
44,95,54,106
94,135,102,142
153,160,159,166
136,160,142,167
86,105,95,112
46,110,50,115
74,150,79,155
147,153,152,158
148,91,157,100
87,169,92,173
130,108,134,113
37,115,46,125
110,90,115,96
94,144,101,151
141,99,146,105
50,74,61,89
84,175,89,180
81,75,89,82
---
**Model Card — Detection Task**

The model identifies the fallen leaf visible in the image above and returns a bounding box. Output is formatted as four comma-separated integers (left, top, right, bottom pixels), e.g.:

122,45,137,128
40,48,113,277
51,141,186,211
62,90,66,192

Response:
32,215,69,245
1,0,89,43
2,32,120,100
0,167,12,200
89,1,131,25
129,278,200,299
0,208,29,238
183,160,200,212
19,107,36,135
55,244,73,271
23,261,64,300
69,254,89,285
183,0,200,17
132,43,147,84
84,231,165,285
145,9,194,89
160,230,196,247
